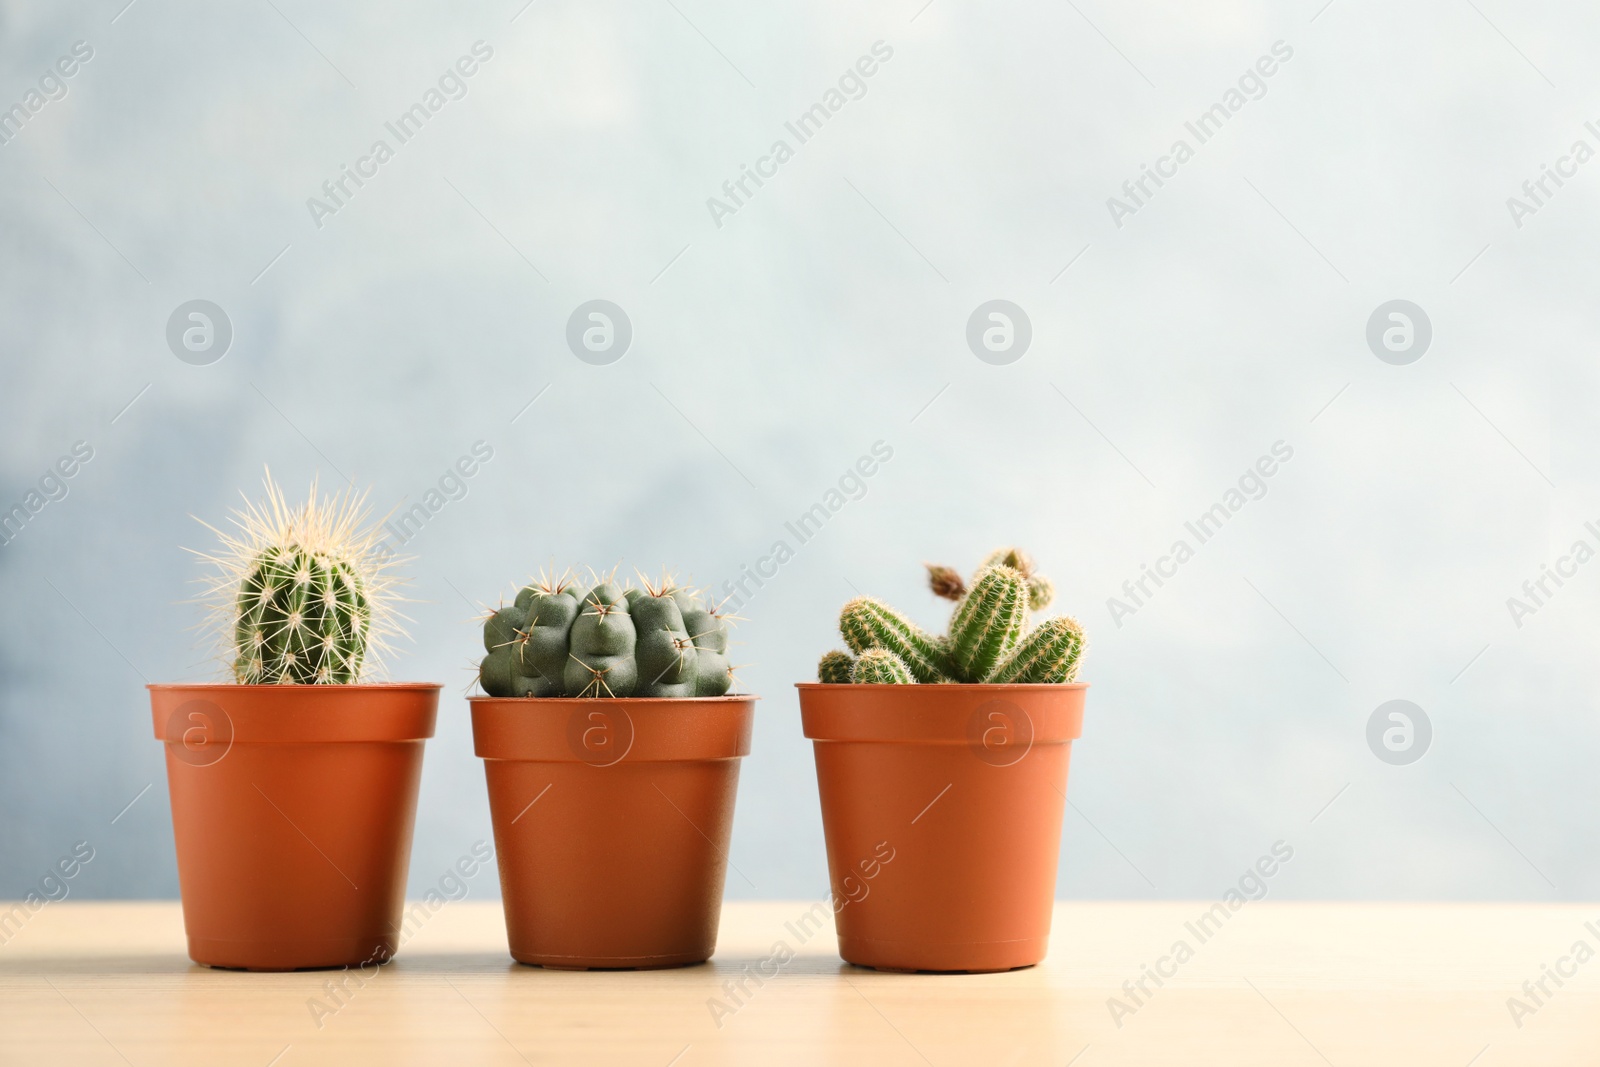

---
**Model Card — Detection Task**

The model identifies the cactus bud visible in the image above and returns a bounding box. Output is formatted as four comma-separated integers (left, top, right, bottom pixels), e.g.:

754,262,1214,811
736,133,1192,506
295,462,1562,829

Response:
926,564,967,601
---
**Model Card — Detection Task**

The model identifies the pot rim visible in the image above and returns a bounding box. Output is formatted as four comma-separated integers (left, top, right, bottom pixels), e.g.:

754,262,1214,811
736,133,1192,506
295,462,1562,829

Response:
469,693,757,704
149,683,440,744
795,682,1088,691
471,694,757,762
149,682,443,691
797,681,1085,743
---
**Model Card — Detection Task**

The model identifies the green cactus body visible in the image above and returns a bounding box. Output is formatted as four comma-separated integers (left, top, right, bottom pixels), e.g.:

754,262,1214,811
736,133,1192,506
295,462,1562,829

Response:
483,606,524,654
521,591,581,686
946,565,1028,682
477,571,738,698
990,616,1085,684
512,673,561,697
565,583,638,696
632,590,698,698
852,648,913,684
839,597,950,683
671,589,701,617
817,650,855,684
479,646,515,696
970,547,1054,612
234,545,369,684
684,601,733,696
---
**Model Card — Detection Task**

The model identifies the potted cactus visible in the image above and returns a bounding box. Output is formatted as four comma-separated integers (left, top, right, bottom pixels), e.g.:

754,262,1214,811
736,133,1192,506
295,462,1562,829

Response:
148,473,439,971
470,570,755,969
799,547,1087,973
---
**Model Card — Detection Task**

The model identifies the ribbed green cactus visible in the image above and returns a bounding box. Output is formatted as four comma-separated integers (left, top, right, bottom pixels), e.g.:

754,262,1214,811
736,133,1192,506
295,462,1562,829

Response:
817,650,855,684
852,648,913,684
947,565,1029,682
682,597,734,696
820,547,1084,685
990,616,1085,683
632,585,700,698
233,545,369,683
565,583,639,697
839,597,951,683
195,471,404,685
479,572,734,698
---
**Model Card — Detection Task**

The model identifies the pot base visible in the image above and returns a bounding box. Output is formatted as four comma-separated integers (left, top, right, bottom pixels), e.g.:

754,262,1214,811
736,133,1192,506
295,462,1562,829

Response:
838,935,1047,974
513,952,709,971
190,935,396,973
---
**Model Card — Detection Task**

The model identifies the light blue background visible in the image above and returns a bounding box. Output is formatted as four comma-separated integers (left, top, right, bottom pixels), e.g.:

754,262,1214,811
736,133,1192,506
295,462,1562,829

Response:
3,0,1597,903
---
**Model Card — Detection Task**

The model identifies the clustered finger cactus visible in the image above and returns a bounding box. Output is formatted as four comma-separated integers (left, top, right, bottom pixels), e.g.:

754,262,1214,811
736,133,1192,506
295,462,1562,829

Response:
818,547,1084,685
479,571,735,698
194,471,404,684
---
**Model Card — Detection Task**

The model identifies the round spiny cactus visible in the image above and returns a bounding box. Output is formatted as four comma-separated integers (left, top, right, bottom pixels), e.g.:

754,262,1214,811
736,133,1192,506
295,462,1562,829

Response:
193,470,405,684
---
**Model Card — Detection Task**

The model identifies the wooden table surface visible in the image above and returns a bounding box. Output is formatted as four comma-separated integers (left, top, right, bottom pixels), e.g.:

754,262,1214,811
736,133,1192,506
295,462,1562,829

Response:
0,901,1595,1065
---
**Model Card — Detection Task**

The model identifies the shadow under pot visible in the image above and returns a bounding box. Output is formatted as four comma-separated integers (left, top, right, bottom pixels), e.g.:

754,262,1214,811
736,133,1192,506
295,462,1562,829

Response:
471,695,756,969
149,683,439,972
797,681,1087,973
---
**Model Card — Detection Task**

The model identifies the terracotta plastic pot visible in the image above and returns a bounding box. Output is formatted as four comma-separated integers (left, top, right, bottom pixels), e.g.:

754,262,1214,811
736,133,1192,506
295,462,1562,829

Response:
797,682,1087,973
471,695,755,968
149,683,438,971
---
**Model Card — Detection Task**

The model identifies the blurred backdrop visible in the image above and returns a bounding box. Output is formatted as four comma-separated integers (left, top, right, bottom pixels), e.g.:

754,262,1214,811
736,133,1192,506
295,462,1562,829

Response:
3,0,1598,903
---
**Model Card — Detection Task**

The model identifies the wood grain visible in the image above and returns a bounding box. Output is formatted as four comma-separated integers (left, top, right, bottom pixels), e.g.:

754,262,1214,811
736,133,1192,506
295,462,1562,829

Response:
0,901,1595,1065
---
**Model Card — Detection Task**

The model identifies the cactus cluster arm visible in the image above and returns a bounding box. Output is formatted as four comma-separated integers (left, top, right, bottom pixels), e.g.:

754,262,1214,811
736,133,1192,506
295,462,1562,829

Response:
851,648,913,684
838,598,952,683
946,566,1029,682
817,650,855,684
989,616,1085,684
